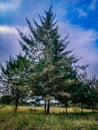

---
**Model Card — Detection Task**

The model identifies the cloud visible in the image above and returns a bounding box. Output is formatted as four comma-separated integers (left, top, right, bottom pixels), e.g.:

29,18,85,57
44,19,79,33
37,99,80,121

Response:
0,0,22,11
0,26,17,33
0,0,98,77
77,8,87,18
0,25,31,63
0,22,98,77
59,22,98,77
0,26,21,63
89,0,97,10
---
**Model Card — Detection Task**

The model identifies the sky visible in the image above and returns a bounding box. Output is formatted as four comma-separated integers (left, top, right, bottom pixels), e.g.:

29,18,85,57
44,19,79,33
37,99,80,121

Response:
0,0,98,77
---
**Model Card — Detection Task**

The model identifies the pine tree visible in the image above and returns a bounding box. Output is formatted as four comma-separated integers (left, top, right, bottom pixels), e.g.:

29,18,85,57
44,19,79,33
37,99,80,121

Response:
70,65,91,113
88,76,98,111
0,55,30,112
18,6,78,114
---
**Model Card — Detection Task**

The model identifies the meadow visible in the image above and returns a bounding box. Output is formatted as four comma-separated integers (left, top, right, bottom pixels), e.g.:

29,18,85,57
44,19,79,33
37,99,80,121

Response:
0,105,98,130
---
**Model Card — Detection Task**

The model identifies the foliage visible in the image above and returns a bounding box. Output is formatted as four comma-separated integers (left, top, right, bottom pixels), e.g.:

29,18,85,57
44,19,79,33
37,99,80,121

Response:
18,6,78,114
0,6,98,115
0,55,30,112
0,95,12,104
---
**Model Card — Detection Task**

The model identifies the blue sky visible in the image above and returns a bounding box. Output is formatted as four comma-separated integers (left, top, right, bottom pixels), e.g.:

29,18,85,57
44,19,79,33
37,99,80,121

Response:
0,0,98,77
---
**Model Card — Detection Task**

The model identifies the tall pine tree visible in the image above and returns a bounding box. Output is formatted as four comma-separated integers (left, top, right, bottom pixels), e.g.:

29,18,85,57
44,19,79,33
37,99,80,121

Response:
18,6,78,114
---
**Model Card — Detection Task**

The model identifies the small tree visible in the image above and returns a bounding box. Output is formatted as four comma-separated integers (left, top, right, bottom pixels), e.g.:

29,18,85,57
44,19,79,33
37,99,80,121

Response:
70,65,91,112
88,76,98,111
56,91,70,115
0,55,30,112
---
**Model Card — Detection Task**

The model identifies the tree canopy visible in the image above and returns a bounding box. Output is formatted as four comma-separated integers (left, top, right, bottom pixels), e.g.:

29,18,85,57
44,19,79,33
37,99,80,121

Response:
0,7,98,114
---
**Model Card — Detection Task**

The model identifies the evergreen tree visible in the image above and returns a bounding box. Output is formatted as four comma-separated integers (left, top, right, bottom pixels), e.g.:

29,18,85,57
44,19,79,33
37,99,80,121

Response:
70,65,91,112
0,55,30,112
88,76,98,111
18,6,78,114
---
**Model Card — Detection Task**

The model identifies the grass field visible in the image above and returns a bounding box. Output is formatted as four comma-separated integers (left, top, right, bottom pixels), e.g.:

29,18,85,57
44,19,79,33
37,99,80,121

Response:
0,105,98,130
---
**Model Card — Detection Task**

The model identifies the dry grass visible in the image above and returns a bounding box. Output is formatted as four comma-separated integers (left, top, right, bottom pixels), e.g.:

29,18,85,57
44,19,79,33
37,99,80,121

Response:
0,105,98,130
19,106,92,113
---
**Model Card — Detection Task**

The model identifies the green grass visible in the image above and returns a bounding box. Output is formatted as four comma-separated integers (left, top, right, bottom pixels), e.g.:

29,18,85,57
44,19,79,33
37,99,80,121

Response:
0,105,98,130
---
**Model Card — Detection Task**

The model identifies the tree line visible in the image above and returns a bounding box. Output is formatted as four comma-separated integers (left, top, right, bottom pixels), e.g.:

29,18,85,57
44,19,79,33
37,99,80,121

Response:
0,7,98,114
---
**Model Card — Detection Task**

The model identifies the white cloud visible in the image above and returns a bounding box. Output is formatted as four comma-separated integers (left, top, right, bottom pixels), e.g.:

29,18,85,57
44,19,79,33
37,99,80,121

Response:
77,8,87,18
59,22,98,77
0,25,28,34
0,23,98,77
89,0,97,10
0,25,30,64
0,0,22,11
0,26,20,63
0,26,17,34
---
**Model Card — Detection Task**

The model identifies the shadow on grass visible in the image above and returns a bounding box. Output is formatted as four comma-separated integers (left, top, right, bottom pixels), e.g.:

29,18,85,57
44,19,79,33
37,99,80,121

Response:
52,111,98,117
18,107,98,118
1,108,98,130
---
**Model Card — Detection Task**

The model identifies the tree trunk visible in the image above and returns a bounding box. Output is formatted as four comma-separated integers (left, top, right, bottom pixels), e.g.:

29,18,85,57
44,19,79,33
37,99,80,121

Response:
14,96,19,113
47,99,50,114
44,100,47,114
92,104,95,112
65,104,68,115
81,103,84,113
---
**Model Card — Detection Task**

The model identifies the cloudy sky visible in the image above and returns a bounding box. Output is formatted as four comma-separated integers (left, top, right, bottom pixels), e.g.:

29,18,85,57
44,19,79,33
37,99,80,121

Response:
0,0,98,77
